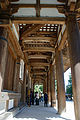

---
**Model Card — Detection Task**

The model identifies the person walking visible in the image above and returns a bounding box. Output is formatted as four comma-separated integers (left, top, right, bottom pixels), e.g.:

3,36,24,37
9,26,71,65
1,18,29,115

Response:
44,92,48,107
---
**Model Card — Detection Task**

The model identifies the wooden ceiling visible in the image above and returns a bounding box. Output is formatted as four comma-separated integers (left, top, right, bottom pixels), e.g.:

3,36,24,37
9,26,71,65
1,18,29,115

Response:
19,22,70,84
19,23,58,83
0,0,79,84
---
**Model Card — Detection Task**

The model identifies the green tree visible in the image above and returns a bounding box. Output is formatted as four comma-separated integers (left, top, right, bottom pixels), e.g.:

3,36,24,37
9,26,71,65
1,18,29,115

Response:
66,73,72,96
55,80,57,93
34,85,43,93
39,85,43,93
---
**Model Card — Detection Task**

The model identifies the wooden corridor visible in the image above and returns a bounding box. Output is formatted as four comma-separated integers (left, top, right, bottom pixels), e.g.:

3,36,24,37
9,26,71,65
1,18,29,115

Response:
0,0,80,120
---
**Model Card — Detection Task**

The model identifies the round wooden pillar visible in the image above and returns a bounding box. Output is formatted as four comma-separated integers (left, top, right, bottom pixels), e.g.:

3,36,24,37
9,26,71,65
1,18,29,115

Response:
15,57,21,92
55,50,66,114
67,14,80,120
50,64,56,107
21,64,26,103
0,27,8,92
47,70,51,106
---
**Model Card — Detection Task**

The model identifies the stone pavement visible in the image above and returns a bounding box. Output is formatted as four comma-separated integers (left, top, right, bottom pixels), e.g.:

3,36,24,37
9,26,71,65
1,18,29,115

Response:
10,101,75,120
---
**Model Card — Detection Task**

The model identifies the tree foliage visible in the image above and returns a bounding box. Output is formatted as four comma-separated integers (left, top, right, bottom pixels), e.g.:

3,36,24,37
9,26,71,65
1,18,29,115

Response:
55,80,57,92
66,73,72,95
34,85,43,93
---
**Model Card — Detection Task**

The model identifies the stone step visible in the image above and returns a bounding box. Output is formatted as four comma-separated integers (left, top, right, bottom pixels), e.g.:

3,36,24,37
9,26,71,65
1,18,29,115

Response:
0,105,26,120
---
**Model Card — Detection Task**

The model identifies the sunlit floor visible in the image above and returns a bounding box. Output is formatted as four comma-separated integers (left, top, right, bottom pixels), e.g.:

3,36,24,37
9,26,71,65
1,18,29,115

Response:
11,101,75,120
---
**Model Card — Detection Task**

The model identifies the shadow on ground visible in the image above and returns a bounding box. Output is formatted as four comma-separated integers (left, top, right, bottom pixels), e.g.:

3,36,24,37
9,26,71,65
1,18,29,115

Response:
14,104,71,120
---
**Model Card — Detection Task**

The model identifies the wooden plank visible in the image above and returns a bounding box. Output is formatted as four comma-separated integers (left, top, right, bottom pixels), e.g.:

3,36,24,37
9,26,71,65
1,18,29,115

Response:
12,17,65,25
23,47,54,52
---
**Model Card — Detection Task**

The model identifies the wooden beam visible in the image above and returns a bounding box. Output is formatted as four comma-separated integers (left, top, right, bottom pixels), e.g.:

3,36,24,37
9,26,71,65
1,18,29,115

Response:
32,76,45,79
76,1,80,12
33,78,45,81
32,79,45,82
32,66,46,69
21,24,43,38
31,72,47,75
30,62,49,67
8,25,24,59
10,3,65,9
58,28,67,51
36,0,40,17
23,37,55,42
9,0,19,1
70,2,76,11
24,42,50,45
0,19,9,27
57,0,66,3
0,0,9,9
36,31,57,35
11,17,65,24
23,47,54,52
28,54,51,59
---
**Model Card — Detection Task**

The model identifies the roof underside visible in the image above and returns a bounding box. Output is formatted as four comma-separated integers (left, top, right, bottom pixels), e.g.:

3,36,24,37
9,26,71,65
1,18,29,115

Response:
0,0,79,84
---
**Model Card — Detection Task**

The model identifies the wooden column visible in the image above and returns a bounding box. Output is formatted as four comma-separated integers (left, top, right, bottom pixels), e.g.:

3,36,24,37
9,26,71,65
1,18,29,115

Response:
14,57,20,92
45,77,47,93
47,70,51,106
67,14,80,120
21,64,26,103
50,64,56,107
0,27,8,92
7,53,15,91
27,71,31,107
13,59,18,92
43,80,46,94
55,50,66,114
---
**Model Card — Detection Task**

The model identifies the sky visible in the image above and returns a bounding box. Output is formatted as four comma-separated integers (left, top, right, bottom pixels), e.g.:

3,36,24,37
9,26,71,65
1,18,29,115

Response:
64,68,71,91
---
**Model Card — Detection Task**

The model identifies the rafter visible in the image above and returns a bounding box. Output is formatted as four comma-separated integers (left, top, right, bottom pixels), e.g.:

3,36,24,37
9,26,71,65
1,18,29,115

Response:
28,54,51,59
32,76,45,79
21,24,43,38
30,62,49,67
24,42,50,45
23,37,56,42
31,72,47,75
32,66,46,70
23,47,54,52
58,28,67,51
